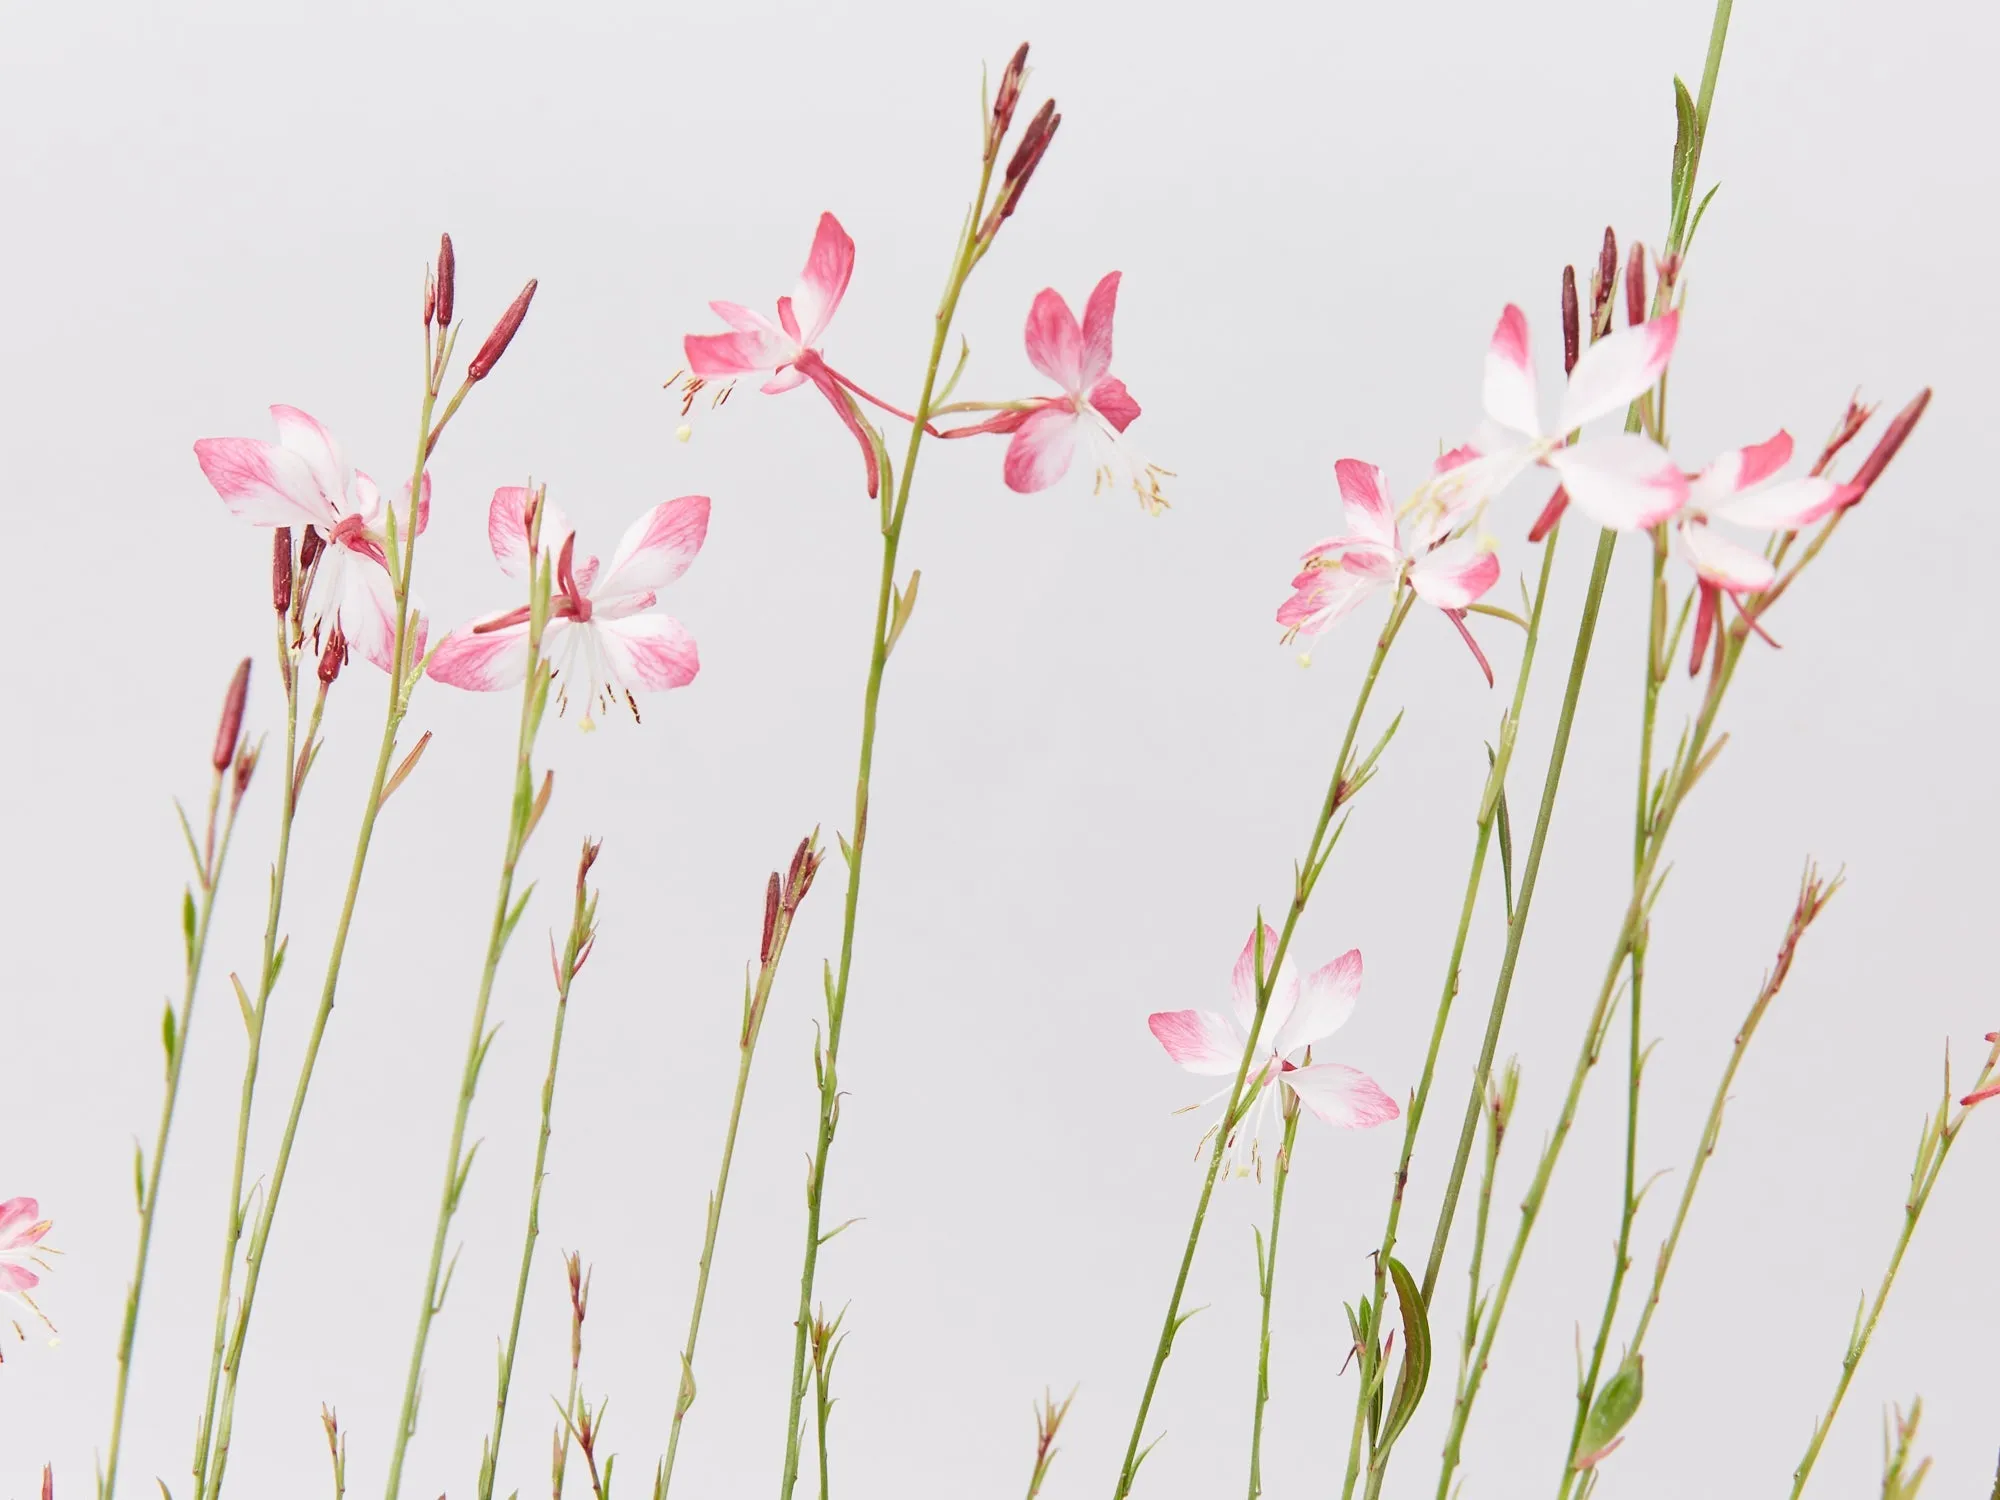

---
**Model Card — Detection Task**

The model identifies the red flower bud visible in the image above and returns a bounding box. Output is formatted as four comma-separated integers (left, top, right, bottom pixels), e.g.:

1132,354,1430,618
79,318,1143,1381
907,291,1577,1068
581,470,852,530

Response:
1841,388,1931,506
435,233,456,328
422,272,434,330
318,627,348,687
1560,265,1580,375
212,658,252,772
468,279,537,382
760,871,781,964
991,42,1030,148
1625,241,1647,327
999,107,1059,225
273,527,294,615
299,525,325,571
1591,226,1618,332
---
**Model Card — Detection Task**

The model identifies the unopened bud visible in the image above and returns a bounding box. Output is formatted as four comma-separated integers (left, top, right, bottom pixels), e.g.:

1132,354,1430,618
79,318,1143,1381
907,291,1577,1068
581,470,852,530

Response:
1560,266,1580,375
1842,388,1931,507
299,525,325,571
1591,226,1618,333
991,42,1030,149
212,658,252,772
1001,109,1059,226
273,527,294,615
231,741,259,813
468,279,538,381
786,835,811,894
760,871,781,964
318,627,348,687
435,233,456,328
1625,241,1647,327
422,271,434,329
577,837,602,893
1007,99,1056,184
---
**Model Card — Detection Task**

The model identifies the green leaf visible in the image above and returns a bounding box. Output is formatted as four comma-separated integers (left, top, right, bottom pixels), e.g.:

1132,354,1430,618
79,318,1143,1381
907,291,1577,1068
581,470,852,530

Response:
133,1141,147,1211
1685,181,1723,259
1575,1354,1644,1468
161,1001,178,1070
1377,1256,1433,1453
182,888,198,969
232,973,256,1036
1670,76,1699,224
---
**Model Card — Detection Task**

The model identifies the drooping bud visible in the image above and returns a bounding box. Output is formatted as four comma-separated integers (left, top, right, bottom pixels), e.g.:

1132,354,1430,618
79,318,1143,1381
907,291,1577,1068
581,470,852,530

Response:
760,871,781,964
1560,266,1580,375
468,279,538,381
1625,241,1647,327
990,43,1030,153
435,233,456,328
212,658,252,772
1840,388,1931,508
273,527,294,615
1591,226,1618,335
299,525,325,572
318,627,348,687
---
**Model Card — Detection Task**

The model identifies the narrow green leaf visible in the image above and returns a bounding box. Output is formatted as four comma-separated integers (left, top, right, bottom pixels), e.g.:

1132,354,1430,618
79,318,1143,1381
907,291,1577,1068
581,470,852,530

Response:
1670,76,1699,222
1685,182,1723,262
1377,1256,1433,1453
499,884,537,950
162,1001,178,1069
1575,1354,1644,1468
133,1141,147,1211
181,889,198,968
232,973,256,1035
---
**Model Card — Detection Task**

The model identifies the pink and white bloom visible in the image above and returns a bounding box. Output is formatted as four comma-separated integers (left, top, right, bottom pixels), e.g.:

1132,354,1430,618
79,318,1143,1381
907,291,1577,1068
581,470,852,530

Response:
1673,430,1855,594
940,271,1169,514
427,487,707,728
194,406,428,671
1149,924,1398,1176
1279,458,1501,673
0,1197,54,1336
1413,305,1686,538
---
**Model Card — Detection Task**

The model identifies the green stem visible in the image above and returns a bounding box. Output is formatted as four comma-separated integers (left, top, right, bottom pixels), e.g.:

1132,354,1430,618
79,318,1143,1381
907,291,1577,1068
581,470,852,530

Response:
103,768,241,1500
192,639,317,1499
1113,590,1411,1500
1457,1073,1507,1403
385,547,552,1500
1246,1106,1302,1500
775,151,998,1500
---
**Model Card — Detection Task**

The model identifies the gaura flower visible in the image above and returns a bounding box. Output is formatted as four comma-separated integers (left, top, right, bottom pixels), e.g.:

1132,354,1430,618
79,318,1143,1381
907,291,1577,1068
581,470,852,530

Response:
1279,458,1502,677
194,406,428,671
0,1197,55,1338
1411,305,1685,539
683,212,909,498
1149,924,1398,1176
1673,430,1855,593
427,486,707,729
940,271,1169,513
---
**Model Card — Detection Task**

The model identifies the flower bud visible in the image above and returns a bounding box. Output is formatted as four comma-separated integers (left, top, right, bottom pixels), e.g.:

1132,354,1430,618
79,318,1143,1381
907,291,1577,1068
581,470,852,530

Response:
1560,266,1580,375
468,279,538,381
435,233,456,328
318,626,348,687
999,107,1060,227
1841,388,1931,508
422,271,434,329
272,527,294,615
1591,226,1618,334
1625,241,1647,327
299,525,325,572
991,43,1030,151
231,741,259,813
212,658,252,772
760,871,781,964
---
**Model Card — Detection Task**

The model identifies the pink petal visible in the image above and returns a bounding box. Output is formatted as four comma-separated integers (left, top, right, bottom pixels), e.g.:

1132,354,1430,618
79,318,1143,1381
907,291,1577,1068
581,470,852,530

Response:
1434,443,1481,475
1088,375,1140,433
791,212,855,347
709,300,782,335
1693,431,1793,504
1023,287,1085,392
1546,434,1688,530
1482,304,1541,439
597,613,700,692
1282,1063,1401,1129
800,361,881,499
1678,520,1776,594
1408,540,1501,610
1710,476,1847,532
270,405,351,507
684,329,788,378
1556,312,1679,432
426,616,534,691
0,1198,43,1249
488,486,578,578
1230,924,1298,1041
1003,404,1081,493
1273,949,1361,1055
193,437,331,528
323,550,412,673
0,1263,39,1294
1277,569,1379,636
1334,459,1399,550
1148,1009,1245,1076
1078,271,1121,389
595,495,710,600
409,471,432,537
760,367,809,395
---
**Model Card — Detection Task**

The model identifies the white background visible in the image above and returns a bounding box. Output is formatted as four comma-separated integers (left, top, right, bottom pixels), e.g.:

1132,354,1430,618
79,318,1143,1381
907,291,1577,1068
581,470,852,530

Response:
2,1,1994,1496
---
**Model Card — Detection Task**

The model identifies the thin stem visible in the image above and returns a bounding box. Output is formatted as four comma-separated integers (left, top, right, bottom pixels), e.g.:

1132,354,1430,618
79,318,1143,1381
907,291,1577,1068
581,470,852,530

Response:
1113,591,1411,1500
1457,1067,1511,1406
192,635,318,1498
385,543,553,1499
1789,1038,2000,1498
104,768,241,1499
776,148,998,1500
480,841,600,1500
1246,1106,1302,1500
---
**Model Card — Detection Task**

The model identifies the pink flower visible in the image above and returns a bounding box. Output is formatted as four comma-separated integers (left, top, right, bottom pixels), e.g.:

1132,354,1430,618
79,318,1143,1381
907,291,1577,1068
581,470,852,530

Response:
683,212,902,498
427,487,707,728
1414,305,1686,539
194,407,428,671
1279,458,1502,676
1672,431,1854,593
940,272,1168,513
1149,924,1398,1176
0,1197,55,1337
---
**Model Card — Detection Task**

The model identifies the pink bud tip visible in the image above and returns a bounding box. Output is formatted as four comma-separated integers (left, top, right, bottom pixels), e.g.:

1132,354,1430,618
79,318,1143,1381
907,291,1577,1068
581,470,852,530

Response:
1592,226,1618,326
213,658,252,771
1961,1080,2000,1107
436,233,456,328
1843,388,1931,504
468,278,538,381
1528,485,1569,543
992,42,1030,146
273,527,294,614
1560,266,1580,375
1625,241,1647,326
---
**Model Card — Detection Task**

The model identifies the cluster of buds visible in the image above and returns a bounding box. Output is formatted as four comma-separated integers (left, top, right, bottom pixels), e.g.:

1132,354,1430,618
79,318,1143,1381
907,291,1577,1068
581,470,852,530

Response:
210,657,260,817
760,834,825,967
978,42,1059,243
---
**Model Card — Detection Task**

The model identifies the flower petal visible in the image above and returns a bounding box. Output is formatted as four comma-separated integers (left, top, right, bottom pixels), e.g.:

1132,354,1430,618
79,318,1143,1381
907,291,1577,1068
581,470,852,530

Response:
684,329,789,378
321,549,413,673
1546,434,1688,530
1278,568,1381,636
1710,476,1848,532
193,437,331,528
426,616,536,691
596,613,701,692
1079,271,1121,389
1677,520,1776,594
488,486,579,578
1334,459,1400,550
1002,404,1081,492
1482,304,1541,439
0,1263,40,1294
1230,923,1297,1041
791,212,855,347
1024,287,1085,392
270,405,352,508
709,300,783,336
1148,1009,1245,1076
1088,375,1140,433
0,1198,44,1249
1555,312,1679,432
1408,539,1501,609
1691,431,1793,505
595,495,711,599
1283,1063,1400,1129
1274,949,1361,1055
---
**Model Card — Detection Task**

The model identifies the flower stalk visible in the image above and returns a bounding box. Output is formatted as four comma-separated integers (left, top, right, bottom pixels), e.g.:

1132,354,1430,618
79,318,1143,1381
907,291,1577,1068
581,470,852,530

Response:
1246,1093,1302,1500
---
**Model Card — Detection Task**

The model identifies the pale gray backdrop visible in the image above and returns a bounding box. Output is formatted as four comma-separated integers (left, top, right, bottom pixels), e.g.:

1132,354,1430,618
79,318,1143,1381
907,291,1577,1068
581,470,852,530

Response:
2,1,1993,1496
